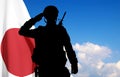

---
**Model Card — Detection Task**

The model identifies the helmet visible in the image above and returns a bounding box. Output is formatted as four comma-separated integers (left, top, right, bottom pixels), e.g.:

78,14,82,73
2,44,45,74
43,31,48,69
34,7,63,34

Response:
43,5,59,21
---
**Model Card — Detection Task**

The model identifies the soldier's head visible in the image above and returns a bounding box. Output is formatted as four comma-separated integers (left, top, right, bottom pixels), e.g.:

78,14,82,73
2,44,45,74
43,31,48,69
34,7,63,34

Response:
43,5,59,22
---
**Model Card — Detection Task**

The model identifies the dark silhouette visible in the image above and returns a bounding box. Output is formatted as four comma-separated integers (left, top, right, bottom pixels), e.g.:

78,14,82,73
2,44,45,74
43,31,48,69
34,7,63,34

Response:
19,5,78,77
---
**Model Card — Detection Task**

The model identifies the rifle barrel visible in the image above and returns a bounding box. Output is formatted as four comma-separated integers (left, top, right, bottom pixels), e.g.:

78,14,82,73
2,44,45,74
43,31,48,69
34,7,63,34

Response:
58,12,66,25
61,12,66,21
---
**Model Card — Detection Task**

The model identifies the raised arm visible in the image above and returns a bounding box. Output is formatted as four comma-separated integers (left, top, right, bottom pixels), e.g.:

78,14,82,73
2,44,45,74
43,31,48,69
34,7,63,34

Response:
19,13,43,37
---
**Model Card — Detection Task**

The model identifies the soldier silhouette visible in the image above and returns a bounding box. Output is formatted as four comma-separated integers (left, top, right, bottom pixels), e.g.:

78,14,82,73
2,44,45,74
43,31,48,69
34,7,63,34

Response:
19,5,78,77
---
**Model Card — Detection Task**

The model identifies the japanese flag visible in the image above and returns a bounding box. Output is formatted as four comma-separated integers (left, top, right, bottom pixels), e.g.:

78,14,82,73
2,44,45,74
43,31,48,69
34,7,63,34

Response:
0,0,35,77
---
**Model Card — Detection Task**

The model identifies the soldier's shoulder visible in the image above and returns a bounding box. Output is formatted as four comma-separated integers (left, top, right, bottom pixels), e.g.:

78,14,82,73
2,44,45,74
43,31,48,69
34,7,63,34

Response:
34,25,45,32
57,25,66,31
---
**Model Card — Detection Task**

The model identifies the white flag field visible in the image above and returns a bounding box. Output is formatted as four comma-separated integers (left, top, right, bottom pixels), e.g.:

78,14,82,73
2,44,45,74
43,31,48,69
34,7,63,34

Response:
0,0,35,77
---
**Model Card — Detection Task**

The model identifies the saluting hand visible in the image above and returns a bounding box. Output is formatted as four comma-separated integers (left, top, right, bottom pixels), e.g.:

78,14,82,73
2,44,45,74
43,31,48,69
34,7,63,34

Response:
34,13,43,21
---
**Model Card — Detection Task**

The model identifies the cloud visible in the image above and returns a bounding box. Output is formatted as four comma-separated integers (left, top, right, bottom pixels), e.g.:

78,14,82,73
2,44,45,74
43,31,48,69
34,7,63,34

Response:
67,42,120,77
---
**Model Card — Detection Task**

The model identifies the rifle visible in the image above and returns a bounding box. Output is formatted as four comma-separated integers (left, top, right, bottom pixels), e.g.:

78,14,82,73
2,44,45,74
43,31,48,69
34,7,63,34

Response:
58,11,66,26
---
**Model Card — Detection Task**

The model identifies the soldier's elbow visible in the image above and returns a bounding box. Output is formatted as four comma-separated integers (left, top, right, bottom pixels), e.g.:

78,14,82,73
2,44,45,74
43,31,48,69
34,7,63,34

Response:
18,29,24,36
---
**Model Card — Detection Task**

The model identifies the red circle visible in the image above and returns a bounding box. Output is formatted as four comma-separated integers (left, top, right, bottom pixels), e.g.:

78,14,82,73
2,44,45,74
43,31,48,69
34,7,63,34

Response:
1,28,36,76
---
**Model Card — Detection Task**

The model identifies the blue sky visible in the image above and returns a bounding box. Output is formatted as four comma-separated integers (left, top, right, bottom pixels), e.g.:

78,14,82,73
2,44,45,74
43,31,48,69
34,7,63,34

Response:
24,0,120,77
24,0,120,61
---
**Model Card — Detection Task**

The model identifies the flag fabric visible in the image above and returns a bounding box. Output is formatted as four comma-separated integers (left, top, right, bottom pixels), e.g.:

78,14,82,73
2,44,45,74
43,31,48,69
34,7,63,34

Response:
0,0,35,77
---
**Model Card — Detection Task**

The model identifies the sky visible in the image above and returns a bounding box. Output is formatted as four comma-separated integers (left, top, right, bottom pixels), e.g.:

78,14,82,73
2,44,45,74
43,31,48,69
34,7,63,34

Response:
24,0,120,77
